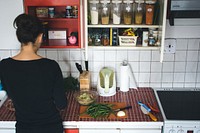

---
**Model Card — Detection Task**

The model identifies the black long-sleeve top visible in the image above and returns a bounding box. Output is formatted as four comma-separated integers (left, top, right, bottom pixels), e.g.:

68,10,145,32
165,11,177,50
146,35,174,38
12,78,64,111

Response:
0,58,67,128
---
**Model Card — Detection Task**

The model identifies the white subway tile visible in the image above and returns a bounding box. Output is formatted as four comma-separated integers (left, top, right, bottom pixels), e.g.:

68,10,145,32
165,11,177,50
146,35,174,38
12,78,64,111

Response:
139,50,151,61
46,50,58,60
150,73,162,83
93,61,105,73
176,39,188,50
186,62,198,72
152,50,160,61
187,51,198,61
162,62,174,72
69,49,82,61
196,73,200,83
175,51,187,61
184,83,196,88
105,50,116,62
93,50,104,61
162,73,173,82
58,50,70,61
151,62,162,72
163,53,175,61
116,50,127,62
139,73,150,83
173,73,185,82
129,62,139,73
161,83,173,88
185,73,196,82
173,83,184,88
128,50,139,61
188,39,200,50
58,61,71,72
174,62,186,72
140,62,151,72
150,83,161,88
105,61,116,70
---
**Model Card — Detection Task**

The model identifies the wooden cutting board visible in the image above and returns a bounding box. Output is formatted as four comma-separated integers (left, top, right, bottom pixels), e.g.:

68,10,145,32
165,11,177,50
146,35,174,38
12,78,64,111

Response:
79,102,128,119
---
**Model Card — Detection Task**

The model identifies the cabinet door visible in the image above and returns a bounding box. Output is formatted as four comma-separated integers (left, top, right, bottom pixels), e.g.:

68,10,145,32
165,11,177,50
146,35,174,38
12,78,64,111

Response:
0,0,24,49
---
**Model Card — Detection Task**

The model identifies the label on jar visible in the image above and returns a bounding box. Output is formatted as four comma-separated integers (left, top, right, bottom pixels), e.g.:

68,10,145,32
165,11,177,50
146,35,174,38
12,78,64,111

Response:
92,7,97,10
103,7,108,11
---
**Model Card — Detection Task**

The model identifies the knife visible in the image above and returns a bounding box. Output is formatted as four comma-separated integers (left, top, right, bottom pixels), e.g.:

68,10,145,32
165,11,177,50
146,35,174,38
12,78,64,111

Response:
137,101,151,112
114,105,132,112
85,61,88,71
75,63,83,74
140,105,157,121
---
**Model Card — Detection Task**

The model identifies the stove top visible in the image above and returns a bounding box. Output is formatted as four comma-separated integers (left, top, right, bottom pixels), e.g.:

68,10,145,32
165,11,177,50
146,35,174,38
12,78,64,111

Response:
157,90,200,120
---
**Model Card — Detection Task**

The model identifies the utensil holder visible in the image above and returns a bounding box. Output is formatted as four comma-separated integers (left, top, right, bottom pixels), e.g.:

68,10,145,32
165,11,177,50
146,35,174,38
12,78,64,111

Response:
79,71,91,91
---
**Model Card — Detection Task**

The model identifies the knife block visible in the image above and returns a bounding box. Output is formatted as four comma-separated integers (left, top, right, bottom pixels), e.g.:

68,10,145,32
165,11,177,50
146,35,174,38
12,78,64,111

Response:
79,71,91,91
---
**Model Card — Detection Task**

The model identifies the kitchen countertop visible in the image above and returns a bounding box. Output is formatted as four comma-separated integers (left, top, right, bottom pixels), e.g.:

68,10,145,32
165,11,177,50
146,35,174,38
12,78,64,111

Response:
0,87,163,129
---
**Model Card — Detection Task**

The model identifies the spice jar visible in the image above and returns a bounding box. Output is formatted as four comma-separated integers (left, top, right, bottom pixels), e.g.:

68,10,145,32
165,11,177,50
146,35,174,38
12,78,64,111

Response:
66,6,72,18
100,0,110,25
145,1,156,25
102,34,110,46
112,0,122,24
123,0,133,25
48,7,55,18
134,0,144,24
89,0,100,24
72,6,78,18
94,33,101,46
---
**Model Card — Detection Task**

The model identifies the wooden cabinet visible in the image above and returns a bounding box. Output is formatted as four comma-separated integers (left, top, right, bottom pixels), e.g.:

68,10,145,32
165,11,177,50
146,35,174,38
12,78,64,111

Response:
83,0,168,62
24,0,82,48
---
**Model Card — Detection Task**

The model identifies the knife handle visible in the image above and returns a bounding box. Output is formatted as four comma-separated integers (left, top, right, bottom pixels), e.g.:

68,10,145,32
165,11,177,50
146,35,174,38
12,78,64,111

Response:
120,105,132,111
148,112,157,121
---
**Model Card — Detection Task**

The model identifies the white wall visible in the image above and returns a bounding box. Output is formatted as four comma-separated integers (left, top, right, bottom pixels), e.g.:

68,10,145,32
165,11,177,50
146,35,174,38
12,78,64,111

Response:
0,0,24,49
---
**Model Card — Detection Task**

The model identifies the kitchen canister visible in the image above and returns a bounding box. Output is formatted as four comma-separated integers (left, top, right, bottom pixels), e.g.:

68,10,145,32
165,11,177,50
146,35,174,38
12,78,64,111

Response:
112,0,122,24
120,60,137,92
89,0,100,24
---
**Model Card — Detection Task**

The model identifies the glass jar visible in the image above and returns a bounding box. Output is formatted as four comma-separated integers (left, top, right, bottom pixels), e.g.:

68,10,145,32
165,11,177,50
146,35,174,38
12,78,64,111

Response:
48,7,55,18
123,0,133,25
134,0,144,24
102,34,110,46
94,33,101,46
112,0,122,24
100,0,110,25
89,0,100,24
66,6,72,18
145,1,156,25
72,6,78,18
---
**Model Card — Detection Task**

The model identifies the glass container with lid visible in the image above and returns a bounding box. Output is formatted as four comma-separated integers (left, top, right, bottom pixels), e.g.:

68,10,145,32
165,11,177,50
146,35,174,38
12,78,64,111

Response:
123,0,134,25
134,0,144,24
89,0,100,25
100,0,111,25
112,0,122,24
145,0,156,25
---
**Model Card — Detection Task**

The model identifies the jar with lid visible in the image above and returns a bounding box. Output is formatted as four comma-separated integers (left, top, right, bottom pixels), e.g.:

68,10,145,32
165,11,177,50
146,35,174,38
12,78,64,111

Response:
48,7,55,18
89,0,100,24
123,0,133,25
134,0,144,24
112,0,122,24
66,6,72,18
94,33,101,46
72,6,78,18
100,0,110,25
145,1,156,25
102,34,110,46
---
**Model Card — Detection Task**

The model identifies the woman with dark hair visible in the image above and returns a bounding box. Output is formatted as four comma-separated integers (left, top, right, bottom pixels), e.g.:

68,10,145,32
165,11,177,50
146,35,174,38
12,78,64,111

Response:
0,13,67,133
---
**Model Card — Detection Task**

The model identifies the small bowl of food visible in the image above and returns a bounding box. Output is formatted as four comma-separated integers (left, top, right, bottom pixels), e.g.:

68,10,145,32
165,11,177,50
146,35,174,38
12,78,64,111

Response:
74,90,98,105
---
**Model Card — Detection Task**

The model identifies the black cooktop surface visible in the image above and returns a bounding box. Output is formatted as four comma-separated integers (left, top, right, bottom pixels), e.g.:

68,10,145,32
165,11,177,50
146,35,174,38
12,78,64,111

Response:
157,90,200,120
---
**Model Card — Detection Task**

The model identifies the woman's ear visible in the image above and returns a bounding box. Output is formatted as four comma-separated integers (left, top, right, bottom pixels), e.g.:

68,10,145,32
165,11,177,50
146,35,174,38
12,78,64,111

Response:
36,33,43,44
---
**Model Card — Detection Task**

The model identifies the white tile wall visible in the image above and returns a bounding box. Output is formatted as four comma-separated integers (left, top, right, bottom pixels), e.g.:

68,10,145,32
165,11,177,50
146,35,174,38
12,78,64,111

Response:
0,38,200,88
